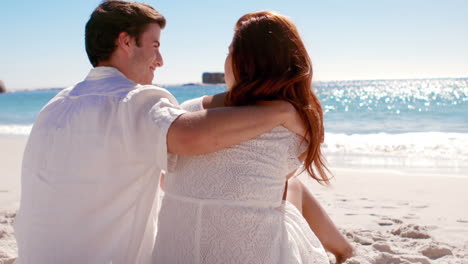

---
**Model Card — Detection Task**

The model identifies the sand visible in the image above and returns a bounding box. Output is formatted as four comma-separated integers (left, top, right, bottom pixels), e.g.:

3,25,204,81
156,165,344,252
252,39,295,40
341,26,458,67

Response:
0,137,24,262
0,137,467,263
300,169,468,263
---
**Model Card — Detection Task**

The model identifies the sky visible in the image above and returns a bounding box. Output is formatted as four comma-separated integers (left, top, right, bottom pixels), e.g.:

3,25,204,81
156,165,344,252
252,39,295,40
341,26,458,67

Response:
1,0,467,90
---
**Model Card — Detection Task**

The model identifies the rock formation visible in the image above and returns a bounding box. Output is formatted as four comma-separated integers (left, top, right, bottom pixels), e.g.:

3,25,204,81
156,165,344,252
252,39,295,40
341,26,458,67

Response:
0,80,5,93
202,72,225,84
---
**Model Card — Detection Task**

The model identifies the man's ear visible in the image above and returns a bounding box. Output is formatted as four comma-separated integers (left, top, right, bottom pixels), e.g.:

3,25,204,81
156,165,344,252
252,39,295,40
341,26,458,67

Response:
116,32,134,55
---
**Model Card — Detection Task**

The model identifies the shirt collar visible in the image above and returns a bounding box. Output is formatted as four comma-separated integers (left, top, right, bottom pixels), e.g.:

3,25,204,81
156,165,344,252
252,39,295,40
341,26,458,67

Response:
69,66,137,97
85,66,132,81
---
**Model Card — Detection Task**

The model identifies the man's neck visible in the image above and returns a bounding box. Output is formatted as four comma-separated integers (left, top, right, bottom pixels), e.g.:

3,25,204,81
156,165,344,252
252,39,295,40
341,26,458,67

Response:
97,55,135,82
96,62,125,75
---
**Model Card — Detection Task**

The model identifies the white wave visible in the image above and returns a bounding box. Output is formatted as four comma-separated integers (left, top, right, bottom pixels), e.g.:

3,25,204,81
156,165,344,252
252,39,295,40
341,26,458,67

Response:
1,125,466,160
323,132,468,161
322,132,468,176
0,125,33,136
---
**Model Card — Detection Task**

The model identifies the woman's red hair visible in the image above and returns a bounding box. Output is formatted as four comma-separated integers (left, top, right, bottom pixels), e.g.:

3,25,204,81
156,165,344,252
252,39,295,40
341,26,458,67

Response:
225,11,331,184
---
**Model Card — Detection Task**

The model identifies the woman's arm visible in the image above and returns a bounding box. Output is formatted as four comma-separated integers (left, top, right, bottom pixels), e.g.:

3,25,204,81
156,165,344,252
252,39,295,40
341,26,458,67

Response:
286,178,353,263
284,151,353,262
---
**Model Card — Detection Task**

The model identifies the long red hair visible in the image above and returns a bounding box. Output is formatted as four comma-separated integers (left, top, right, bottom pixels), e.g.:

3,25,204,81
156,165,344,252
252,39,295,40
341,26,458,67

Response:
225,11,331,184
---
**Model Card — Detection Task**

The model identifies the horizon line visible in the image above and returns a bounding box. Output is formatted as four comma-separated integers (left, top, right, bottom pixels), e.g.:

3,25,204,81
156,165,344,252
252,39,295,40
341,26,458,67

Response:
4,76,468,92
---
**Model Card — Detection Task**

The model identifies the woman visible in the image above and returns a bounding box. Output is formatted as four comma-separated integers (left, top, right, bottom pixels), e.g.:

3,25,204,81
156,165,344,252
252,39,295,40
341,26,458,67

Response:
154,11,343,263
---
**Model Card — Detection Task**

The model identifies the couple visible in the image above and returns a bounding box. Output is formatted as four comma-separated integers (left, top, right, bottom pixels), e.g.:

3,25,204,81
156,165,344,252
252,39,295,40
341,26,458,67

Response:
14,1,352,263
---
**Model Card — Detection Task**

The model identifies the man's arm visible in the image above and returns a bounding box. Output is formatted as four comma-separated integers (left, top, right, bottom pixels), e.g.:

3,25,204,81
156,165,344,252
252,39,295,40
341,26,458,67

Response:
167,101,299,155
202,92,308,138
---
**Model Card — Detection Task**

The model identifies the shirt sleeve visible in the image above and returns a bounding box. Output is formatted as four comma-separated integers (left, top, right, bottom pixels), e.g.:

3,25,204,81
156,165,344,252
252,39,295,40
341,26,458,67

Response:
148,97,186,171
166,96,205,172
180,96,205,112
124,86,186,172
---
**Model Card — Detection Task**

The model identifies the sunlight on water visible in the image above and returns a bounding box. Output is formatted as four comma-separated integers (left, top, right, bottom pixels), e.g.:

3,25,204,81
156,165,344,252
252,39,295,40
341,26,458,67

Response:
317,78,468,114
316,78,468,133
1,79,467,175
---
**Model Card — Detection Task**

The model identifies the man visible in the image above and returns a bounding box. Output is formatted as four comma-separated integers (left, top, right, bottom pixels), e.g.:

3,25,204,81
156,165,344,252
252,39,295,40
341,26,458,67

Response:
13,1,303,264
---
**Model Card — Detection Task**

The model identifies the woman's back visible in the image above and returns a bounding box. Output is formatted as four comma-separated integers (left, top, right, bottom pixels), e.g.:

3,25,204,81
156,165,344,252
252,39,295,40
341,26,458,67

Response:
153,97,328,264
165,125,304,206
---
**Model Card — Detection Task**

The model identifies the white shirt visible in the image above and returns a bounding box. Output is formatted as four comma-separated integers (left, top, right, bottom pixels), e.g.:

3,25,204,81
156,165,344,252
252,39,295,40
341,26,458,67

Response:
14,67,186,264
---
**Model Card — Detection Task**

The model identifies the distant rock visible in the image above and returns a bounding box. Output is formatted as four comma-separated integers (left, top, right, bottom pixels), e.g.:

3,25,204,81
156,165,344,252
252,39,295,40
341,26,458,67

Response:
420,244,453,259
202,72,225,84
182,83,202,86
0,80,5,93
391,224,430,239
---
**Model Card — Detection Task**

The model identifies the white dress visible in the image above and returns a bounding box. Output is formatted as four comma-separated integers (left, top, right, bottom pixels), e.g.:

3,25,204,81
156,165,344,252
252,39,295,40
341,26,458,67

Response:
153,97,329,264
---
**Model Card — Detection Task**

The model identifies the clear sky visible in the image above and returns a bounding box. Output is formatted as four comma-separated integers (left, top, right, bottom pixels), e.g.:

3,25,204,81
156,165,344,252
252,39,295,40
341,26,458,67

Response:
1,0,467,90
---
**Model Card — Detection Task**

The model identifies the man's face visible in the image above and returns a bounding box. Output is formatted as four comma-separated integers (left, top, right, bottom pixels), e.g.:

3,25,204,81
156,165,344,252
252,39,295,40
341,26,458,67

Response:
128,23,163,85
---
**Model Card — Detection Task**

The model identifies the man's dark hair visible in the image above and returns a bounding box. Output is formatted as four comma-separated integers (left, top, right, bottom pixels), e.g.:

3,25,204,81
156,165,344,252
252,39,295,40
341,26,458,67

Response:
85,0,166,67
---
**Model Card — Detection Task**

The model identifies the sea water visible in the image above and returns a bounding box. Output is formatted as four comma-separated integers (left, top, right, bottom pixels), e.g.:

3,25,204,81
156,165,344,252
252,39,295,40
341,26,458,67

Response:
1,79,467,176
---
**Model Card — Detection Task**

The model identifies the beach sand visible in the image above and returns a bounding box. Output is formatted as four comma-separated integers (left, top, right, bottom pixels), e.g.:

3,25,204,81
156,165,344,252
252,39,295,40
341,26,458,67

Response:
0,137,24,262
300,169,468,263
0,137,467,263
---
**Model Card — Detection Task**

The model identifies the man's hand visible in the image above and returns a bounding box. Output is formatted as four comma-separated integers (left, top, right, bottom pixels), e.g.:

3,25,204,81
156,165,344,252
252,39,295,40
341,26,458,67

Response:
256,101,308,139
283,107,308,139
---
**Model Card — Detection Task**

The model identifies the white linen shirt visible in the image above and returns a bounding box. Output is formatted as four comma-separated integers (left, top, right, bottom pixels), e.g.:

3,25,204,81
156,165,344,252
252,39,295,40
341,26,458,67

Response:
14,67,186,264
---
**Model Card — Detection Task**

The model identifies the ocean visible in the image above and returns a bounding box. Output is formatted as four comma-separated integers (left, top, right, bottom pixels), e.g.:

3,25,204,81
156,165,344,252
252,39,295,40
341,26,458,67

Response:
1,78,467,176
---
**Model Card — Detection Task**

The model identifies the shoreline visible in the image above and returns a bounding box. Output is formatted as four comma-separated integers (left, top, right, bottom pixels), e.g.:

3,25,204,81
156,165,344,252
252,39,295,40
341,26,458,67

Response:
1,137,467,263
2,132,467,178
326,165,468,179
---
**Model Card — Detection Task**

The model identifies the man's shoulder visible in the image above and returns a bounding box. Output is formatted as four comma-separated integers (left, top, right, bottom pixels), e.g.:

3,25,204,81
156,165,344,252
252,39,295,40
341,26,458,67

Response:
39,86,75,111
124,84,178,105
133,84,171,96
